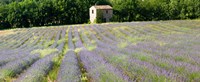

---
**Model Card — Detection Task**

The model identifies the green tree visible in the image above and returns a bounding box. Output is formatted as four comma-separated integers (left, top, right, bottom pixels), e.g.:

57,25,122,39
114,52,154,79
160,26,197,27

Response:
0,0,200,29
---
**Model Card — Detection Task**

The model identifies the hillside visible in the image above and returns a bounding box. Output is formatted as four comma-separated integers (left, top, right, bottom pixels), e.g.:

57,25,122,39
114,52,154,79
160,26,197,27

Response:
0,20,200,82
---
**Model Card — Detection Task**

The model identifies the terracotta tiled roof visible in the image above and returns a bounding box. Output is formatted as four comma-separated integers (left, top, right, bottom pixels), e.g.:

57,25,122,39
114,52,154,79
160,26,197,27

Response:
93,5,112,9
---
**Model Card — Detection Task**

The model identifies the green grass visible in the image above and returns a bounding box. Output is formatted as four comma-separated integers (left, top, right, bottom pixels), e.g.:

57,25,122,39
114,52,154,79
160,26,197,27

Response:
174,56,186,62
74,48,83,53
175,66,186,74
137,55,151,61
155,40,167,46
0,70,14,79
44,40,54,48
85,40,97,51
155,62,171,70
87,45,96,51
149,74,169,82
188,72,200,81
31,48,58,58
117,42,128,49
131,53,152,62
57,39,65,45
42,55,63,82
98,70,125,82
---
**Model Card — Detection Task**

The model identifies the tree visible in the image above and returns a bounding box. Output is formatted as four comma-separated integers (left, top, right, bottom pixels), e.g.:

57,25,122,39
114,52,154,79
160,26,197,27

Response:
0,0,199,29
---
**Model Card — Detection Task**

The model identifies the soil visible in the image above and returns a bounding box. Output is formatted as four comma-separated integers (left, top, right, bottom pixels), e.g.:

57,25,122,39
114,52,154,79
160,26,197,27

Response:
0,30,15,36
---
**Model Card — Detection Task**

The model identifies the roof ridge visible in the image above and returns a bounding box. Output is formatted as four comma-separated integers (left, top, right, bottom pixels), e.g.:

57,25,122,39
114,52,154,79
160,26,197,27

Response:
92,5,112,9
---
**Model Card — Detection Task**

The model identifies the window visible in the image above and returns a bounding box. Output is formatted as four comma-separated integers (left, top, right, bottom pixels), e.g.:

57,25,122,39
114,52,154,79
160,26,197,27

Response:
106,10,108,14
92,10,94,14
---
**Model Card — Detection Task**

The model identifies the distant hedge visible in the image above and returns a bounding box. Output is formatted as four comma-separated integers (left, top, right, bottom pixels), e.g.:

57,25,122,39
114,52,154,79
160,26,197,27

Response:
0,0,199,29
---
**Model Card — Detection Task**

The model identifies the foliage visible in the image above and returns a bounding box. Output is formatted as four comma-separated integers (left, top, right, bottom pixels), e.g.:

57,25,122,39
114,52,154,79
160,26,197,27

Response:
0,0,199,29
95,10,104,23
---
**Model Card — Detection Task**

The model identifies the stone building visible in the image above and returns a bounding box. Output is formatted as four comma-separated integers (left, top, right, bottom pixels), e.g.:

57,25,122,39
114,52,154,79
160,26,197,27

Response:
89,5,113,23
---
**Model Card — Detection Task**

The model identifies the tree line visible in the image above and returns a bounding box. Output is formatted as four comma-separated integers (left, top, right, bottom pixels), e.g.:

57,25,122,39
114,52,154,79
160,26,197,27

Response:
0,0,199,29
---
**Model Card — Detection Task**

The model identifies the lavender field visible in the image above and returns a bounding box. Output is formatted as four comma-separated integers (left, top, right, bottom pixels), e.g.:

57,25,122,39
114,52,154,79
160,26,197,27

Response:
0,20,199,82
